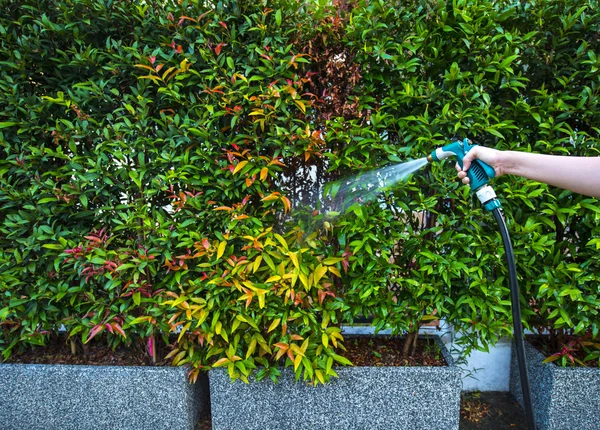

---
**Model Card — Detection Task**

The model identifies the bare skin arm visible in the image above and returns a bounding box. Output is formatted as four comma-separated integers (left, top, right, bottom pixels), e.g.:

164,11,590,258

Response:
457,146,600,198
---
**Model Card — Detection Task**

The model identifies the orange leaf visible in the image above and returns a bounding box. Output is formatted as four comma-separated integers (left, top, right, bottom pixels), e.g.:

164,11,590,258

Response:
261,192,280,202
260,167,269,182
233,160,248,175
281,196,291,213
213,357,230,367
214,206,233,211
134,64,156,72
112,323,127,338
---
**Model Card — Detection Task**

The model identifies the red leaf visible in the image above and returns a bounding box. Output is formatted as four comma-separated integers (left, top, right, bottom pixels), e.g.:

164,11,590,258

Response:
215,43,227,56
85,325,105,344
105,323,114,334
202,238,210,250
219,21,227,29
147,336,155,357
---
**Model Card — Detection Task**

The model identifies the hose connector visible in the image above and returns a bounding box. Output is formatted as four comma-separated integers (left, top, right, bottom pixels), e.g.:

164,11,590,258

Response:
475,184,502,212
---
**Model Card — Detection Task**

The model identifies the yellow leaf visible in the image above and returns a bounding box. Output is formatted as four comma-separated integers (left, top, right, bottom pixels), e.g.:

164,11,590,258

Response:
314,264,328,285
260,167,269,181
233,160,248,175
290,343,305,357
274,234,288,250
138,75,161,81
322,333,329,348
172,350,187,366
294,99,306,113
299,272,308,289
268,318,281,333
233,279,243,291
266,275,281,283
162,66,177,79
288,251,299,268
315,369,325,385
253,256,262,273
328,266,342,277
178,322,191,342
217,241,227,260
258,291,265,309
323,257,344,265
294,353,303,371
246,338,257,359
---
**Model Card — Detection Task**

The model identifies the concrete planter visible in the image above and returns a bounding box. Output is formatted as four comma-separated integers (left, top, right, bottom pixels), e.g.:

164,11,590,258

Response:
0,363,209,430
209,336,460,430
510,339,600,430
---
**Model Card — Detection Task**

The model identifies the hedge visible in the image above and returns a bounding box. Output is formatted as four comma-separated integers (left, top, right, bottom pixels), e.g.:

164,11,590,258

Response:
1,0,599,383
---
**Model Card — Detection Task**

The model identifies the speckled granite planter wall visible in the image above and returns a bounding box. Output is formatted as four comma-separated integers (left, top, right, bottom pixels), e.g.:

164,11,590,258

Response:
0,364,208,430
510,340,600,430
209,336,460,430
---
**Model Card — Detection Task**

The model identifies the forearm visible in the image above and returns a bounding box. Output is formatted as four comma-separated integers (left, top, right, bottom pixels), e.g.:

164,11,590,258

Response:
501,151,600,198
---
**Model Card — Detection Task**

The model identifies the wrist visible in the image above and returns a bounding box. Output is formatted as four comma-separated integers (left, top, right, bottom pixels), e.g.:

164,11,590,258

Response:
497,150,518,176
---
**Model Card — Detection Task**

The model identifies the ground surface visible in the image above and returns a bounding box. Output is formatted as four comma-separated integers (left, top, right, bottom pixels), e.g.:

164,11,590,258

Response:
460,391,528,430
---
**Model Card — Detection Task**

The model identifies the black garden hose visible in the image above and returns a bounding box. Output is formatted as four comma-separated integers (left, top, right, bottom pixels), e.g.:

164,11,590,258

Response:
492,207,536,430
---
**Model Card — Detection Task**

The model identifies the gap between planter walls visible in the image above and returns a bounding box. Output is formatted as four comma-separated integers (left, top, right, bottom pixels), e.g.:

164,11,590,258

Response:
341,321,513,392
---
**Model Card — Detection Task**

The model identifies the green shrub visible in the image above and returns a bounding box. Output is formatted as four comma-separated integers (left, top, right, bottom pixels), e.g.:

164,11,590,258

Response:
1,0,599,381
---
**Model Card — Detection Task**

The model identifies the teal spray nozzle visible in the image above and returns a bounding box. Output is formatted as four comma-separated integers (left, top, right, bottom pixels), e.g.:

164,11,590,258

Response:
427,138,501,211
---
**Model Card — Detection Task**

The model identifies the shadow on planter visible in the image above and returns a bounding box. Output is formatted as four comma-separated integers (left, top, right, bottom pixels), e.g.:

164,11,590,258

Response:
0,363,209,430
510,340,600,430
209,335,460,430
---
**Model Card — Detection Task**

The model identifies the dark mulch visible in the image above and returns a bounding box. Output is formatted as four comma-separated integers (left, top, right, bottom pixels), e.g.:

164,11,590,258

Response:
460,391,528,430
343,335,447,366
4,335,170,366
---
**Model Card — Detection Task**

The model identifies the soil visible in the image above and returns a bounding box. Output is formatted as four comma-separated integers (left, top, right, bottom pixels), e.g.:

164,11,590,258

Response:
459,391,528,430
4,335,170,366
343,335,447,366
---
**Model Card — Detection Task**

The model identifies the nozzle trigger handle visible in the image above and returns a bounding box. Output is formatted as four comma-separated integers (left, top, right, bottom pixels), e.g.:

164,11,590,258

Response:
472,158,495,179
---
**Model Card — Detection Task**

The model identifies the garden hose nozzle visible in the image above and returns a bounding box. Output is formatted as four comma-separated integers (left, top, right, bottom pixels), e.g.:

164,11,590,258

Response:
427,138,501,212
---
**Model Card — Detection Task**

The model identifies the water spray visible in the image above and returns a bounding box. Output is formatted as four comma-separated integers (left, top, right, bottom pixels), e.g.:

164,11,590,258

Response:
428,138,536,430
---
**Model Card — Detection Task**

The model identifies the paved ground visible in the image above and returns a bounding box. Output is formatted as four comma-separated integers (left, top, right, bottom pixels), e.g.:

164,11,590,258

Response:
196,391,528,429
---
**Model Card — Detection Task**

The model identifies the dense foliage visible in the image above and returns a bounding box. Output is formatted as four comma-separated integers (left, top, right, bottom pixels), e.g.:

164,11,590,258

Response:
1,0,599,382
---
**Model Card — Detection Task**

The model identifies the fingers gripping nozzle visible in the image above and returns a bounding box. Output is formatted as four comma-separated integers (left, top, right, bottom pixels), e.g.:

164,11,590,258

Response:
428,138,501,211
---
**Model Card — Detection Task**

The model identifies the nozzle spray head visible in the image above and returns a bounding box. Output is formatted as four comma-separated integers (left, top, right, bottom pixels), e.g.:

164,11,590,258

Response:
428,138,501,211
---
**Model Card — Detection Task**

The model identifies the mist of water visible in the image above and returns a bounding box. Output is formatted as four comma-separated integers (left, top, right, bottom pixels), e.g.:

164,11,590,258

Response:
323,157,429,213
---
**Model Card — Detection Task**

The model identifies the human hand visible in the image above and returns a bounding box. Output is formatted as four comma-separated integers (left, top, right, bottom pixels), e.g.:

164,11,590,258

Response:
456,146,504,185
